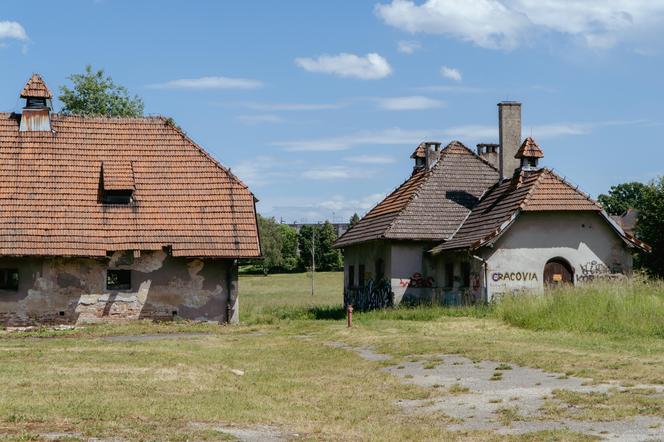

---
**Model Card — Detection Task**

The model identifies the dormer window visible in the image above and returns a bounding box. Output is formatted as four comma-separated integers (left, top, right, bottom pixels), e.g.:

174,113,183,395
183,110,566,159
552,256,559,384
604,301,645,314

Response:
100,161,135,205
25,97,48,109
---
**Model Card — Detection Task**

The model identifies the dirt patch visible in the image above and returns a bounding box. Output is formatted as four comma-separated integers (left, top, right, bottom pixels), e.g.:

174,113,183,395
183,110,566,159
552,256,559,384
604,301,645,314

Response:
189,422,298,441
336,345,664,441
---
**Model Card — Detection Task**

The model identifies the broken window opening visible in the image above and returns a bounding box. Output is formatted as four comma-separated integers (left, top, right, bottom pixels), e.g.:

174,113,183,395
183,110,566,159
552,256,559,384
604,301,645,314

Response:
0,269,19,290
102,190,133,205
107,269,131,291
348,265,355,288
461,262,471,288
444,263,454,289
358,264,365,288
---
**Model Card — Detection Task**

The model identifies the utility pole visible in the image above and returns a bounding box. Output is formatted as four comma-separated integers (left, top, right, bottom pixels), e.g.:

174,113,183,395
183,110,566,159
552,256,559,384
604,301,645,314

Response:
311,225,315,296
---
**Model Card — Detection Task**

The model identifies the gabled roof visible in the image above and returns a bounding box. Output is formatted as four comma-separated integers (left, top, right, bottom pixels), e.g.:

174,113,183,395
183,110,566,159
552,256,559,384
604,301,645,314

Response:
0,113,261,258
432,168,649,253
334,141,499,248
515,137,544,159
20,74,53,99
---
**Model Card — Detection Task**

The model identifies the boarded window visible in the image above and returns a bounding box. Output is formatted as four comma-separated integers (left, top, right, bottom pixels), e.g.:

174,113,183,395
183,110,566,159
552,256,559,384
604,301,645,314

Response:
445,263,454,288
0,269,18,290
107,269,131,291
375,258,385,281
461,262,471,288
348,265,355,288
358,264,365,288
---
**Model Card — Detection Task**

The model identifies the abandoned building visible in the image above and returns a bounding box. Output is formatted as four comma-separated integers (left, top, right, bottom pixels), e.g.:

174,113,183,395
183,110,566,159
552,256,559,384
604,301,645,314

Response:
0,74,261,326
335,102,649,308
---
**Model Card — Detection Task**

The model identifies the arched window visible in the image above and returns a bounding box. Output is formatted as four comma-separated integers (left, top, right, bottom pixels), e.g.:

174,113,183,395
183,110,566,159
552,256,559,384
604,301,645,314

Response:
544,257,574,286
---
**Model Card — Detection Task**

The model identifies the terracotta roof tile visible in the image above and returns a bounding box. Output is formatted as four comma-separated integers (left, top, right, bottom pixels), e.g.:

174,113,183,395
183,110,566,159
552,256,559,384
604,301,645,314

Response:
0,112,260,258
20,74,53,99
515,137,544,159
335,141,498,247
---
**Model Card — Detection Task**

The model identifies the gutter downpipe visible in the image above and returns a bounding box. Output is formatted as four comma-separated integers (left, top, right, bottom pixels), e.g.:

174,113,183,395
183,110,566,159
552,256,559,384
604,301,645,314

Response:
471,254,489,303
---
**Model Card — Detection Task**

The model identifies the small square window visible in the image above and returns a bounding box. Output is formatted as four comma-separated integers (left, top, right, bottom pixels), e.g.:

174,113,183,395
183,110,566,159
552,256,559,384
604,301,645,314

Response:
103,190,133,205
0,269,18,290
107,269,131,290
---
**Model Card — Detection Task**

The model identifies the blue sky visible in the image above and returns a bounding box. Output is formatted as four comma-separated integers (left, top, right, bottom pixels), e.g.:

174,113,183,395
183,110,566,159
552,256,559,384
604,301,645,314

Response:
1,0,663,223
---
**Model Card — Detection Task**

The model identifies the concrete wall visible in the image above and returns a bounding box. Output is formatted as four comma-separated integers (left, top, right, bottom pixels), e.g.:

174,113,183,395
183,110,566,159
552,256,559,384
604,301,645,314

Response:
343,241,391,287
481,211,633,301
0,251,237,326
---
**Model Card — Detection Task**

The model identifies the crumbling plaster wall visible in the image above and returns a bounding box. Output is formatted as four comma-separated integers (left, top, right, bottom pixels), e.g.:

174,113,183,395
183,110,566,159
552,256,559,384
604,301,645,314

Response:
481,211,633,301
0,251,236,326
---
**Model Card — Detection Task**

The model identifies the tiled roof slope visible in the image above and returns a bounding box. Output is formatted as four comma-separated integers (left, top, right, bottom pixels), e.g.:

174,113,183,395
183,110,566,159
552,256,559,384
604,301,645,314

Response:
0,113,261,258
334,141,499,247
434,168,626,252
515,137,544,158
20,74,53,99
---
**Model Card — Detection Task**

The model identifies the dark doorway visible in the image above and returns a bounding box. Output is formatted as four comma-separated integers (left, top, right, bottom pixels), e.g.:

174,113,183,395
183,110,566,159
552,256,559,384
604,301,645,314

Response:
544,258,574,286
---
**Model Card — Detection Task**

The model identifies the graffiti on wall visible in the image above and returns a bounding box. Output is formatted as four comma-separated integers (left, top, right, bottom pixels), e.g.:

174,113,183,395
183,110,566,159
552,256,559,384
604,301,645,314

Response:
576,260,614,283
399,272,435,288
491,272,538,282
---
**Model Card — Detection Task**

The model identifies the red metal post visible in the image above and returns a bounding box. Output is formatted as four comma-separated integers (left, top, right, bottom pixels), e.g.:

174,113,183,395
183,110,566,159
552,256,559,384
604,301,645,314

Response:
347,304,353,328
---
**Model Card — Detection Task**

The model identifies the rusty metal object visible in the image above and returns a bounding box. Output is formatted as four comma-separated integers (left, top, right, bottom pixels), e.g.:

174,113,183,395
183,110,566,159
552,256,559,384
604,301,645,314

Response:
347,304,353,328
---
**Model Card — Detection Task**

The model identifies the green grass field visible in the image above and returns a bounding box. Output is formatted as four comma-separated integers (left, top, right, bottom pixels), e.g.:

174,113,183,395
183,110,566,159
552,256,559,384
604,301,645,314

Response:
1,272,663,441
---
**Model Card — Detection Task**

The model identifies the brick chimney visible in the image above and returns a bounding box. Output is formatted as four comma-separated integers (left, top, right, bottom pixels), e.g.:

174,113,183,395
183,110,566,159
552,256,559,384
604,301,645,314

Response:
498,101,521,180
425,141,442,171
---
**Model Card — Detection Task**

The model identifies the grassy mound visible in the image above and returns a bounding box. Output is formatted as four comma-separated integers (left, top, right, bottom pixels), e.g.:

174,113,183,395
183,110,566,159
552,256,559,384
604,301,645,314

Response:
494,278,664,338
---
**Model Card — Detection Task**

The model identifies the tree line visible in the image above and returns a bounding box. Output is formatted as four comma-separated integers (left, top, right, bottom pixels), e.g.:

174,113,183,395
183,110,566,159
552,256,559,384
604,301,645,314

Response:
598,178,664,277
246,215,352,275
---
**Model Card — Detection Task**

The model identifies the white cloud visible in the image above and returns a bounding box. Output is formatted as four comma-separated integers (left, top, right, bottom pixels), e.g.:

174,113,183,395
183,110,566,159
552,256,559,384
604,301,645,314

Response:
397,40,422,53
376,95,445,111
273,128,430,152
440,66,462,82
235,114,284,125
0,21,28,41
415,85,484,93
149,76,263,90
295,52,392,80
259,192,387,223
240,102,343,111
301,166,374,180
344,155,396,164
318,193,387,213
231,156,297,187
375,0,664,50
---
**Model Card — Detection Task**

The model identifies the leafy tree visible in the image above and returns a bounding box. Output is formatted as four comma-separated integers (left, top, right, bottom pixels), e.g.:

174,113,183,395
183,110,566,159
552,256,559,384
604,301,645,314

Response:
635,177,664,277
59,65,144,117
298,222,343,272
278,224,299,272
598,182,648,216
349,213,361,227
256,215,283,275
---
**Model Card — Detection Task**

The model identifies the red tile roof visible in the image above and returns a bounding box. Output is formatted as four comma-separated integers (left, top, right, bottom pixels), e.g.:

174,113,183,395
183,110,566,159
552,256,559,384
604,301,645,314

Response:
335,141,499,247
20,74,53,99
0,113,261,258
433,169,648,253
515,137,544,159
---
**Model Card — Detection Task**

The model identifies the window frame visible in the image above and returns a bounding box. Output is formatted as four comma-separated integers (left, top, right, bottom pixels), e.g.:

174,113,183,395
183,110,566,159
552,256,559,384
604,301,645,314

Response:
0,268,19,291
106,269,132,291
348,265,355,288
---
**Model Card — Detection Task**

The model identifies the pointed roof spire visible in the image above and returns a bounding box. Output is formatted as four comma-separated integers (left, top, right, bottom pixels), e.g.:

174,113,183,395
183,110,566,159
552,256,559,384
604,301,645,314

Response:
410,142,427,159
515,137,544,159
20,73,53,99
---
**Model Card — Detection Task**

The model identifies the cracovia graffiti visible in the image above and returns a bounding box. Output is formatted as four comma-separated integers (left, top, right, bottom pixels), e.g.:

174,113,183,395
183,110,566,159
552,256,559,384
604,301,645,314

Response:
491,272,538,282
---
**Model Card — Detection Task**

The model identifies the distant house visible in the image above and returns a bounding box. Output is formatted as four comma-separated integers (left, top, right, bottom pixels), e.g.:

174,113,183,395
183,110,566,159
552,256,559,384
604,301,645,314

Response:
0,74,261,326
334,102,649,308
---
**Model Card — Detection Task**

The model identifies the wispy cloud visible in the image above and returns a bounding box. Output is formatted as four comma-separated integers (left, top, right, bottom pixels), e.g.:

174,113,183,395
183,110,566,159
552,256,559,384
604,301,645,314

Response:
239,102,343,111
415,85,484,93
0,21,28,41
344,154,396,164
149,76,263,90
301,166,375,180
295,52,392,80
231,156,297,187
376,96,445,111
273,128,430,152
235,114,284,125
260,192,387,223
440,66,462,82
274,119,649,152
376,0,664,50
397,40,421,54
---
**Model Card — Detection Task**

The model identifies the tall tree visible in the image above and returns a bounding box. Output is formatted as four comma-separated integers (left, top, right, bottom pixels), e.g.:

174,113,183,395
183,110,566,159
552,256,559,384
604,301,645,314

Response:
278,224,299,272
349,213,361,227
635,177,664,277
59,65,144,117
297,222,342,272
256,215,283,275
597,182,648,216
